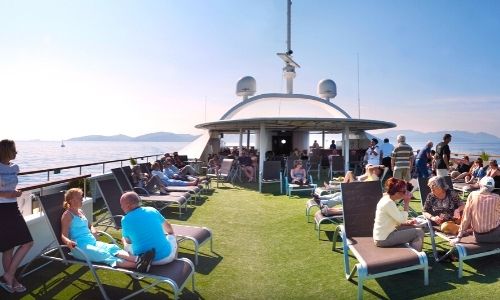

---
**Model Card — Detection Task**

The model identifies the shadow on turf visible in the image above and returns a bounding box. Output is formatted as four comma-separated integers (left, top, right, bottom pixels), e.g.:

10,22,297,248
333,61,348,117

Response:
176,251,223,275
357,256,500,299
18,262,205,300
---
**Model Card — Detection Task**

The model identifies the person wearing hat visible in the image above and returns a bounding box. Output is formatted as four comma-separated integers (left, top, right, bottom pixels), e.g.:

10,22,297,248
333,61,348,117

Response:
454,176,500,243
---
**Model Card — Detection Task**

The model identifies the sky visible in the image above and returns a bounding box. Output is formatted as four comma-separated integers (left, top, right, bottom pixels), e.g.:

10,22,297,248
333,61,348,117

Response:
1,0,499,141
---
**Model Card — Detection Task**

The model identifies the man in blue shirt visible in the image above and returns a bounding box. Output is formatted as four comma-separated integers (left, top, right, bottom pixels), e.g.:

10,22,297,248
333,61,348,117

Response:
415,141,433,178
120,192,178,265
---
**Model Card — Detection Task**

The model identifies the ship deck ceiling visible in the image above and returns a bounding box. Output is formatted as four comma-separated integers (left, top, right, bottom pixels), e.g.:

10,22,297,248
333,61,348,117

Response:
195,117,396,133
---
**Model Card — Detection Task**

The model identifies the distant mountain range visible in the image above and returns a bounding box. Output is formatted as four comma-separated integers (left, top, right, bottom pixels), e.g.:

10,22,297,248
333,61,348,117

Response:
373,130,500,143
68,132,199,142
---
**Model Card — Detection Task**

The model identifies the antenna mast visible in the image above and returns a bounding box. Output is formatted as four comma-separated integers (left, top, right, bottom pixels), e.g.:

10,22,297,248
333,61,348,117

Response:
357,53,360,119
277,0,300,94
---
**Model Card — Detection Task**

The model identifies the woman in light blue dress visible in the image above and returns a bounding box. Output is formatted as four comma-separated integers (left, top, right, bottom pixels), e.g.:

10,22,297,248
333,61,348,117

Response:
60,188,154,271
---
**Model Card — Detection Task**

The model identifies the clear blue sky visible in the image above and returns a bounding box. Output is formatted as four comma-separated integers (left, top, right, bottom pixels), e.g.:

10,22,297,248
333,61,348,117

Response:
1,0,499,140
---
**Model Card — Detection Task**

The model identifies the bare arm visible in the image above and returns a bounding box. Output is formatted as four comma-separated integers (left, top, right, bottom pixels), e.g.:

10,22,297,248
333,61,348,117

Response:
0,190,22,198
61,211,77,249
163,220,174,235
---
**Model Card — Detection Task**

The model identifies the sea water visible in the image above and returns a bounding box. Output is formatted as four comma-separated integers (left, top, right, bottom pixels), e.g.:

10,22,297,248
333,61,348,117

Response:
12,140,499,185
14,141,189,185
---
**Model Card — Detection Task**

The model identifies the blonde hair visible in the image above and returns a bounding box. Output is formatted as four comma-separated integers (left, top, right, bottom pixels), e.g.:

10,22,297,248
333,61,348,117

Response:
64,188,83,210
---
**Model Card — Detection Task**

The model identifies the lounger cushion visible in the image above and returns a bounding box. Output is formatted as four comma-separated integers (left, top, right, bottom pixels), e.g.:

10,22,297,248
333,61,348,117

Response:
349,236,422,275
458,235,500,255
149,259,193,287
172,225,211,244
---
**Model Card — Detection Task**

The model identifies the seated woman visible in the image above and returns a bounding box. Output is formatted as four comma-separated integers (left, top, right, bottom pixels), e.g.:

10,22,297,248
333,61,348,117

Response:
290,160,309,185
485,159,500,195
452,158,484,182
373,177,425,251
423,176,464,235
238,151,255,182
131,165,168,194
61,188,154,272
207,154,221,174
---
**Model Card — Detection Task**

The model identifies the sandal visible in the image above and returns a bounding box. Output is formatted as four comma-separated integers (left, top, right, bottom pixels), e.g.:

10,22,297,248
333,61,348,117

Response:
13,282,27,293
0,277,14,294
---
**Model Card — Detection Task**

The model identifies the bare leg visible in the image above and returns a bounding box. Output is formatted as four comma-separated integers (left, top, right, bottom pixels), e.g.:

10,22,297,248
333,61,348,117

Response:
2,241,33,286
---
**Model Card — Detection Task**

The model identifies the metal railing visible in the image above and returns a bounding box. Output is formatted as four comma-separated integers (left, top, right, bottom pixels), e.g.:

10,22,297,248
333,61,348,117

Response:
19,154,163,182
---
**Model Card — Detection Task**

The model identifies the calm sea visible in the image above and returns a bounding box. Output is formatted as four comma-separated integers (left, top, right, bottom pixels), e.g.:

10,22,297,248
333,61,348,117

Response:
14,141,189,185
12,140,499,185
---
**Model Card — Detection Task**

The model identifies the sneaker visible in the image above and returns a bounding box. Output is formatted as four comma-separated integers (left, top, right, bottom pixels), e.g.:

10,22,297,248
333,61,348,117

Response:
137,248,155,273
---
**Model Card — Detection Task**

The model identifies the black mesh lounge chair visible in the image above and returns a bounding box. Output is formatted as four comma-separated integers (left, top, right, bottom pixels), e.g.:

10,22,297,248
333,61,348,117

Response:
121,165,202,198
96,178,213,265
260,161,283,194
110,168,189,217
332,181,429,299
418,176,500,277
113,167,196,204
34,191,195,300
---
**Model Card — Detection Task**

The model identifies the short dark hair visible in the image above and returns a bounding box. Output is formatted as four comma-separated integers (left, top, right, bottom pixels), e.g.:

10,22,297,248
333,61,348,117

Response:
443,133,452,140
383,138,389,143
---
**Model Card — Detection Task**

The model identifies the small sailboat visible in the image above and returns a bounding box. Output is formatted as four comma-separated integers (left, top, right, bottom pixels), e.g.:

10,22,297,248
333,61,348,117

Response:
61,140,66,147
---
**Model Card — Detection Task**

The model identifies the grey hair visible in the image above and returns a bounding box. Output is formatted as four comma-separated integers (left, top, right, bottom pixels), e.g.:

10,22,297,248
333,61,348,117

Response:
428,176,449,191
397,134,406,143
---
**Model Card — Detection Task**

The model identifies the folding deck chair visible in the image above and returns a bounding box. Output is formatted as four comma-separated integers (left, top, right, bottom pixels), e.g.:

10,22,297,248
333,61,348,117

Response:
206,158,235,187
332,181,428,299
32,191,195,300
96,179,213,265
260,160,283,194
418,176,500,277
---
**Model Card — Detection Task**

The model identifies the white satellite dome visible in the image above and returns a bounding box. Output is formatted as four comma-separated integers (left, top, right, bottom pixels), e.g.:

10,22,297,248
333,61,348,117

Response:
236,76,257,100
317,79,337,101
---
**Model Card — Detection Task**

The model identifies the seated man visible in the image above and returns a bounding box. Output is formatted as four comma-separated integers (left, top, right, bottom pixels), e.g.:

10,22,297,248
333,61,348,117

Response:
454,176,500,243
120,191,178,265
164,158,197,180
151,161,198,187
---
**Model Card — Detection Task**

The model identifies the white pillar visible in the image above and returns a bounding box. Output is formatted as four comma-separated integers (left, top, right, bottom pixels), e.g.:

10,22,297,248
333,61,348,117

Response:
343,126,350,173
259,123,266,192
239,129,243,155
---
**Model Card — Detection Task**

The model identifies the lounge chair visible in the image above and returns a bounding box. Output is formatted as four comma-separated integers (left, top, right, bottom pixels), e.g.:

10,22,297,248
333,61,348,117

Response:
100,174,189,217
96,178,213,265
112,167,199,205
313,208,343,240
328,155,344,179
33,191,195,300
332,181,429,299
284,173,317,198
260,160,283,194
206,158,235,187
418,176,500,277
306,155,321,180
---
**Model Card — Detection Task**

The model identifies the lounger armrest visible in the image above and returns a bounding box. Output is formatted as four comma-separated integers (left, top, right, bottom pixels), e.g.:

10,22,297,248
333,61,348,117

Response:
95,230,120,246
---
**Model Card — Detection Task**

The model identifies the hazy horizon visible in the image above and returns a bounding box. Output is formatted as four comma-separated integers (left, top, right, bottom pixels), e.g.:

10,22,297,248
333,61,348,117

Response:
2,0,500,140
